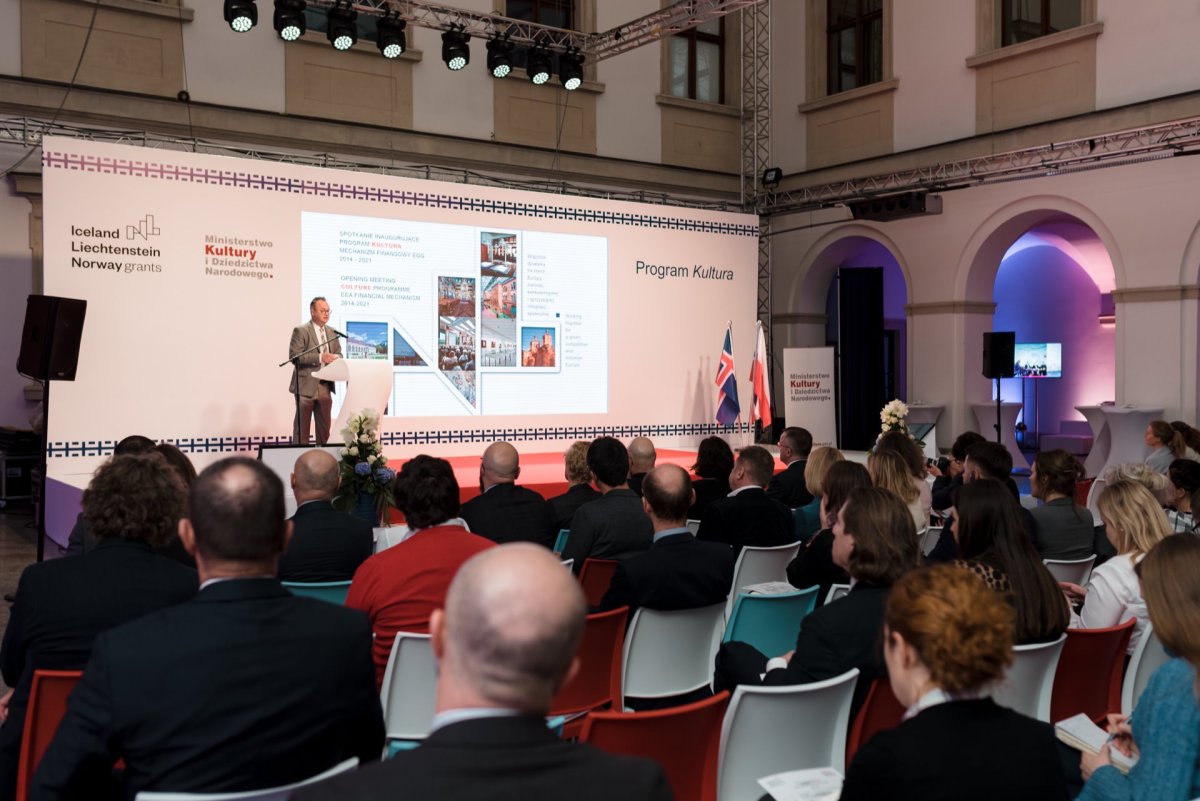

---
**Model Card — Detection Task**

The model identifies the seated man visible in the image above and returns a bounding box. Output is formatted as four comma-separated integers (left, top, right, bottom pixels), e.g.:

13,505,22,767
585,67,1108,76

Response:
547,441,601,534
63,434,156,556
926,441,1027,564
0,454,197,801
598,464,735,615
31,457,383,800
293,544,671,801
698,445,795,555
766,427,813,508
347,455,495,685
626,437,657,496
929,430,986,511
460,442,555,547
561,437,653,574
278,449,374,582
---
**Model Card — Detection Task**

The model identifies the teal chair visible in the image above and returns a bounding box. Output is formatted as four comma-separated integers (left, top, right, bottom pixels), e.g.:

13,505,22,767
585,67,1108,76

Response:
722,587,820,657
552,529,570,554
281,580,352,605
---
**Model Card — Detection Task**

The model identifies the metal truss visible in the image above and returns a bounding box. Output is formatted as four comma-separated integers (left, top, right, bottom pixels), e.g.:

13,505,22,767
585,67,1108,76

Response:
758,115,1200,216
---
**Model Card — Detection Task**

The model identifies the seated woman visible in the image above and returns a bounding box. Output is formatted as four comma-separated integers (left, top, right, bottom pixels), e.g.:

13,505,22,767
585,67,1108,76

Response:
1144,419,1196,474
1062,480,1169,655
1078,534,1200,800
687,436,733,520
869,449,925,533
840,564,1068,801
1028,449,1093,561
1166,458,1200,532
716,486,920,717
875,430,932,527
785,460,871,606
794,446,844,542
953,479,1070,644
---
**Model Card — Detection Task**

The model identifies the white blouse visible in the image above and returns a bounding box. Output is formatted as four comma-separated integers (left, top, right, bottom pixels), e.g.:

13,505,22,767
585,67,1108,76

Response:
1069,552,1147,655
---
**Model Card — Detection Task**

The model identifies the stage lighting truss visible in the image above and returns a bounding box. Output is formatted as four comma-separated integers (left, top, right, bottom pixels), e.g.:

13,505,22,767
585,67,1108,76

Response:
442,26,470,71
326,1,358,51
273,0,306,41
486,36,514,79
224,0,257,33
559,48,583,91
526,45,551,86
377,13,407,58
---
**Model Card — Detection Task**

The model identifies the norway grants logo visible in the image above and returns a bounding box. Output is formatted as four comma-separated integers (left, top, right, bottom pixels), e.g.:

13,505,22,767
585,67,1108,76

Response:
126,214,161,241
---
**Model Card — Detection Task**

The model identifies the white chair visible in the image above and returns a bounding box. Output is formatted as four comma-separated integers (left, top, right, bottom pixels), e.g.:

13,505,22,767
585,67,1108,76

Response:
1086,477,1106,526
1122,623,1169,715
379,632,437,741
373,525,411,553
725,542,803,618
824,584,850,606
716,669,860,801
918,524,941,557
621,602,725,709
989,634,1067,722
1043,555,1097,586
560,558,574,571
686,519,701,535
135,758,358,800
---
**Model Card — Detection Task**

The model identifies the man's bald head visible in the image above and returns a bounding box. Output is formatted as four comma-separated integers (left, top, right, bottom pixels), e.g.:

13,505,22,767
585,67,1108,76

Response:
292,450,339,502
437,544,585,713
641,464,693,527
628,437,657,473
188,457,286,563
480,441,520,490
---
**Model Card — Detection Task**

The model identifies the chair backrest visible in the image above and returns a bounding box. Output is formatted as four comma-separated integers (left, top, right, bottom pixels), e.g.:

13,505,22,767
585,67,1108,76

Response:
988,634,1067,722
1074,477,1095,507
846,677,906,763
552,528,570,554
549,607,628,717
1042,556,1097,586
725,542,803,617
379,632,437,740
1085,477,1106,525
280,580,352,605
722,587,819,657
560,558,574,571
580,691,729,801
578,558,620,607
1122,623,1170,715
824,584,851,606
134,758,359,800
373,525,411,553
918,524,942,556
622,603,726,704
16,669,83,801
1050,620,1135,723
686,519,701,535
717,669,860,801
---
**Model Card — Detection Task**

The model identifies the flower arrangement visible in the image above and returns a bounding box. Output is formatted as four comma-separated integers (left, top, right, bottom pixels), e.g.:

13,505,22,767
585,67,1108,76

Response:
332,408,395,525
879,399,909,436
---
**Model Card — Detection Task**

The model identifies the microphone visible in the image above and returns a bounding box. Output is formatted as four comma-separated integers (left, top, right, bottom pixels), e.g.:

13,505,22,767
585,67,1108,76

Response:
327,327,348,339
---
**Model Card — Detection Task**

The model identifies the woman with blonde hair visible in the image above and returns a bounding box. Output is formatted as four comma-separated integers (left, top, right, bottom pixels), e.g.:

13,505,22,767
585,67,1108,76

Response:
1062,480,1171,654
868,449,924,532
794,446,844,541
840,564,1067,800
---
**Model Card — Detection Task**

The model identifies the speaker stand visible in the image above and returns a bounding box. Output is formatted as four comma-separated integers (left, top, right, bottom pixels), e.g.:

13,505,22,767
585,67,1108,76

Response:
35,379,48,562
994,377,1002,444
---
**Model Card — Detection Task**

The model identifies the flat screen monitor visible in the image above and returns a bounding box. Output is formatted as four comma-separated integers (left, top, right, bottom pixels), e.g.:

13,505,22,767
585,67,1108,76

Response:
1014,342,1062,378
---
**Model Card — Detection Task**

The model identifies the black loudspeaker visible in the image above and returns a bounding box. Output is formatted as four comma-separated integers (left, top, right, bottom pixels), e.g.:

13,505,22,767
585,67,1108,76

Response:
982,331,1015,379
17,295,87,381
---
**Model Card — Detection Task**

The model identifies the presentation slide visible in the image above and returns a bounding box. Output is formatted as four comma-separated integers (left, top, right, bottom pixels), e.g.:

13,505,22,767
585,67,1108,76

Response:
39,136,759,475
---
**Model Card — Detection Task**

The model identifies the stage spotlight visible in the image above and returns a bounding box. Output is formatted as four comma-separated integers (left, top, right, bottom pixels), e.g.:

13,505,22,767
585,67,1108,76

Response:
377,14,406,58
273,0,305,41
559,49,583,91
486,37,514,78
326,1,357,51
526,46,551,85
761,167,783,189
224,0,257,33
442,27,470,71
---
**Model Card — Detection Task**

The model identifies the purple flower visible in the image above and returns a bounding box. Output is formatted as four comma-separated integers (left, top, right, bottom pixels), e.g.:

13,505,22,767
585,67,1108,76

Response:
354,462,371,476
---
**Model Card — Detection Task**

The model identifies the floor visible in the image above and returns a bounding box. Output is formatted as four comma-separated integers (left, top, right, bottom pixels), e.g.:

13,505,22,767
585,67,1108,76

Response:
0,503,37,693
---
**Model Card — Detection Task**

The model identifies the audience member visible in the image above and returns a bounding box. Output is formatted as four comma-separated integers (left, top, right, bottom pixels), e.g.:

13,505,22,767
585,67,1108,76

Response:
794,446,844,542
151,442,200,567
1076,534,1200,800
277,450,373,582
63,434,156,556
868,449,924,532
926,440,1023,563
874,429,932,524
1062,480,1170,655
952,479,1070,644
562,438,653,574
688,436,734,520
1028,449,1093,560
930,431,986,511
626,437,656,496
1145,419,1197,473
347,455,495,685
1099,462,1169,559
31,457,384,800
1170,420,1200,456
293,545,672,801
547,441,601,534
598,465,735,615
460,442,555,547
0,454,197,801
785,460,870,605
716,486,919,717
766,426,813,507
840,565,1068,801
1166,458,1200,532
696,445,794,555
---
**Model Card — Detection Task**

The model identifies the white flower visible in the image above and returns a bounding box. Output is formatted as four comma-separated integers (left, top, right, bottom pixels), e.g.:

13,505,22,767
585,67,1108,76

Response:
341,447,351,456
358,434,370,444
348,446,359,456
367,454,377,463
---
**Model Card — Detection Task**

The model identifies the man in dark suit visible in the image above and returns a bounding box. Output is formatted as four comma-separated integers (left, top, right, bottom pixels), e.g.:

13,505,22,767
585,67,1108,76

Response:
278,449,374,582
293,544,672,801
63,434,156,557
697,445,795,555
626,436,656,496
926,440,1028,564
598,464,734,615
459,441,555,547
562,437,653,574
288,296,342,445
547,441,600,534
31,457,384,800
766,426,813,508
0,453,197,801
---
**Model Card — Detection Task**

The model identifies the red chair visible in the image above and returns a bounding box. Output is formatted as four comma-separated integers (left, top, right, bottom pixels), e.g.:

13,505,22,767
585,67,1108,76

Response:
578,558,620,608
1049,619,1136,724
581,690,730,801
549,607,628,738
846,677,906,763
16,669,83,801
1074,477,1095,507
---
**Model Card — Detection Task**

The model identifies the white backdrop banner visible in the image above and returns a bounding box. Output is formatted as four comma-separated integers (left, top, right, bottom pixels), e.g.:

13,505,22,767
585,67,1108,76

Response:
782,348,837,449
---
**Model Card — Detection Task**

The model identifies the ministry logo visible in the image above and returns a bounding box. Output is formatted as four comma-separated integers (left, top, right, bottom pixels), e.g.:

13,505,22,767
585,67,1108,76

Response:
126,215,161,241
